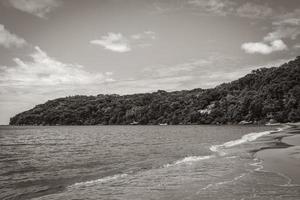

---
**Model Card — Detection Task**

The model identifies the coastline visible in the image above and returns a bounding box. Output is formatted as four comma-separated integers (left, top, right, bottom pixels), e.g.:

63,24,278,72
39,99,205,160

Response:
5,121,291,126
255,122,300,185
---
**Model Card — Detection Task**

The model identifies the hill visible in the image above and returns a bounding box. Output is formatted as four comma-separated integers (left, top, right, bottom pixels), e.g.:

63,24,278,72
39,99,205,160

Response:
9,57,300,125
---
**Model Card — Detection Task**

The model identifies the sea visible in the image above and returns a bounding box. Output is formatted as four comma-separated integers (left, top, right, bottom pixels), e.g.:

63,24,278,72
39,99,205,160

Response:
1,125,300,200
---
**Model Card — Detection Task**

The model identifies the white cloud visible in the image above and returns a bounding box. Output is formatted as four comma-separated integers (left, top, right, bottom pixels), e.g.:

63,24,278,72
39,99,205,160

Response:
151,1,186,15
0,46,114,87
104,75,194,95
274,18,300,26
142,59,212,78
127,55,240,91
131,31,156,40
275,9,300,25
188,0,235,16
0,24,26,48
188,1,277,20
130,31,156,48
241,8,300,55
241,40,287,55
264,9,300,42
264,27,300,42
90,33,131,53
91,31,156,52
236,3,273,19
8,0,60,18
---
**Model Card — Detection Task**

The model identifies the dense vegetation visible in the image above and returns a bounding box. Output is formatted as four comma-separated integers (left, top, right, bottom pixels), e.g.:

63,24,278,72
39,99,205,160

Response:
10,56,300,125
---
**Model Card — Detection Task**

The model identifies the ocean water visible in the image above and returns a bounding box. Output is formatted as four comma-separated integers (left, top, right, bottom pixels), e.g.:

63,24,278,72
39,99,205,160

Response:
1,125,300,200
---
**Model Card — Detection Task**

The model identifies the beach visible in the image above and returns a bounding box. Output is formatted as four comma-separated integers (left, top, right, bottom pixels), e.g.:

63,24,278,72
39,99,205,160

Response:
256,123,300,185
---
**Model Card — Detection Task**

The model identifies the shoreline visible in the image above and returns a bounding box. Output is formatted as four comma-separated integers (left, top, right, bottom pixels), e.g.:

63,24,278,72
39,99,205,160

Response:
3,123,291,126
255,123,300,185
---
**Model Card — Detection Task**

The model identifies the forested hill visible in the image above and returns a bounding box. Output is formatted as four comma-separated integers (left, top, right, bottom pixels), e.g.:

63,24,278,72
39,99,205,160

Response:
10,57,300,125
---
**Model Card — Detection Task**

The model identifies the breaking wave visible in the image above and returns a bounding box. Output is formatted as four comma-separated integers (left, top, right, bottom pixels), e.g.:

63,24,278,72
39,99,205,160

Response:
69,173,128,188
210,130,273,155
163,155,213,168
209,126,289,155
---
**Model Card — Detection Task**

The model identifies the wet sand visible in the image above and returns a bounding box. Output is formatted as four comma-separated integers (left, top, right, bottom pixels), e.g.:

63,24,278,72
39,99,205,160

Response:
256,123,300,185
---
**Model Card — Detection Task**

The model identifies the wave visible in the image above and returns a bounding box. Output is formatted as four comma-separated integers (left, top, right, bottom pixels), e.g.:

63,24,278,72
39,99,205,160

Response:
69,173,128,188
70,155,213,189
209,125,290,156
163,155,213,168
209,130,274,155
209,127,286,155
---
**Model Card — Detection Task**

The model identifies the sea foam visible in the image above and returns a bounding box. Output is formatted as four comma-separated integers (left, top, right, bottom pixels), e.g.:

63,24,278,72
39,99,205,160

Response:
163,155,213,168
210,130,273,155
69,173,128,188
209,126,290,155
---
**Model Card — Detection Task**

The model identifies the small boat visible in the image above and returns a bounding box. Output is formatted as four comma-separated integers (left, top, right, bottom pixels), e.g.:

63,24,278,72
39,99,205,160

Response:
159,123,168,126
238,120,252,125
265,122,281,126
130,121,139,125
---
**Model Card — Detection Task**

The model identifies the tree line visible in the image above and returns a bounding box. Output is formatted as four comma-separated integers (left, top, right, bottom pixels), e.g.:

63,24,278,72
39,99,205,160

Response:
10,56,300,125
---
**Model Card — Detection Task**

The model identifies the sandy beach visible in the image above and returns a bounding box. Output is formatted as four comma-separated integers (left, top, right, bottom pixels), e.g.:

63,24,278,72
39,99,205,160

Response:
256,123,300,185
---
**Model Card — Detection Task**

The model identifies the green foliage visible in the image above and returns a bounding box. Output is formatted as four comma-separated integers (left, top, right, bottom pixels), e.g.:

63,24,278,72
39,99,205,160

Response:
10,57,300,125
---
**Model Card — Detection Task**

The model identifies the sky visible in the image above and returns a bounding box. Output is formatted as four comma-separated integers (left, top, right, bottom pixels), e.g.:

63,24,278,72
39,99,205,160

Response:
0,0,300,124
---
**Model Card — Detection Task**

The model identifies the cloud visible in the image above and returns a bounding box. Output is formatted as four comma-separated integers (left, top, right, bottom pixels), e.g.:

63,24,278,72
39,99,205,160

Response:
0,24,26,48
236,3,273,19
90,33,131,53
8,0,61,18
154,1,281,22
91,31,156,52
274,18,300,26
264,9,300,42
130,31,156,48
241,40,287,55
127,54,241,91
142,59,212,78
131,31,156,40
109,76,194,94
0,46,114,87
188,0,273,19
113,53,281,93
241,8,300,55
275,9,300,25
264,27,300,42
188,0,235,16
